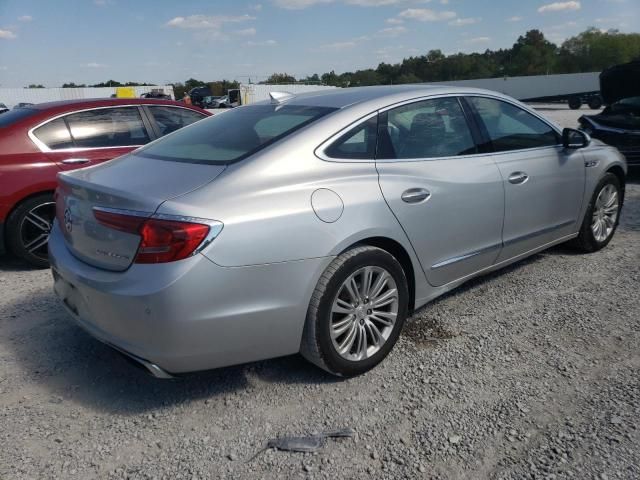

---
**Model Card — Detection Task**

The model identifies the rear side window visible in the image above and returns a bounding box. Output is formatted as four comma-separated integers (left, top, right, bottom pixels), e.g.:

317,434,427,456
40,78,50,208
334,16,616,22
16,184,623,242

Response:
138,104,337,165
378,97,477,159
147,106,206,136
33,117,74,150
64,107,151,148
468,97,560,152
325,116,378,160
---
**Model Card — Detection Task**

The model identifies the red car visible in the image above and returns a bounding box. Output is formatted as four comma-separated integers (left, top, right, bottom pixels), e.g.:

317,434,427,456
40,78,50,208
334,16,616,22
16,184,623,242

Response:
0,98,211,267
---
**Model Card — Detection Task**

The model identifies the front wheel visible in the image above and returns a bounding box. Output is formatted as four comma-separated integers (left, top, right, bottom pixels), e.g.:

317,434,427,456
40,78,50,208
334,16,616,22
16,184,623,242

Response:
6,194,55,268
572,173,622,252
300,246,409,377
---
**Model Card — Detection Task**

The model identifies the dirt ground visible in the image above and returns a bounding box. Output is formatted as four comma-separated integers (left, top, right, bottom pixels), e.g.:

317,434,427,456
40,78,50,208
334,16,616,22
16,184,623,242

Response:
1,105,638,480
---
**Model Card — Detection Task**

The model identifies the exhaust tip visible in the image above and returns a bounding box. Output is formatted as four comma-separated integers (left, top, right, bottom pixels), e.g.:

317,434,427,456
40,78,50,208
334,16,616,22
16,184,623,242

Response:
110,345,174,379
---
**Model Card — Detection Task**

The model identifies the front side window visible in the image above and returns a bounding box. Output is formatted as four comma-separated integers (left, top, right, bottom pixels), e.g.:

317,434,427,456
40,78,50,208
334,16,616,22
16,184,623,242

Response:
63,107,150,148
378,97,477,160
33,117,74,150
324,116,378,160
147,106,206,136
138,104,336,165
468,97,560,152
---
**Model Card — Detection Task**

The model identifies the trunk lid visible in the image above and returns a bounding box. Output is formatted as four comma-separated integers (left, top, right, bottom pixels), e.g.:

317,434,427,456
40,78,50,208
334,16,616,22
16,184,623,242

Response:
56,154,226,271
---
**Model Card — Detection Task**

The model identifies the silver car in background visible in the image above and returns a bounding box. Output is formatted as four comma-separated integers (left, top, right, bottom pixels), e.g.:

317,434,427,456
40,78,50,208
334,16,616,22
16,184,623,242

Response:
49,85,627,378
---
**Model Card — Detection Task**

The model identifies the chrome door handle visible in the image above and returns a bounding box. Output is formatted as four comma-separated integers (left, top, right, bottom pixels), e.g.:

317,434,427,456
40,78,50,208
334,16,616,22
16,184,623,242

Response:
508,172,529,185
61,158,90,165
401,188,431,204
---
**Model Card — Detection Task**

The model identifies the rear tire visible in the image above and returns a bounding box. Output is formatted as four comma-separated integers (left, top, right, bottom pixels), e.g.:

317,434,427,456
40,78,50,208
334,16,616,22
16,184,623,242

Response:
568,97,582,110
300,246,409,377
588,96,603,110
6,194,55,268
572,173,622,253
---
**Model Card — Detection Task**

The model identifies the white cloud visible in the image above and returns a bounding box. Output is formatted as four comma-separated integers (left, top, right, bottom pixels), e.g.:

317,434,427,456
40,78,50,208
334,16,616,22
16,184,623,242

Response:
273,0,333,9
86,62,107,68
249,3,263,10
386,17,404,24
0,29,17,40
18,15,33,22
440,0,449,4
449,17,480,27
166,14,256,30
507,16,523,22
399,8,456,21
235,27,257,35
378,25,407,36
465,36,490,44
246,39,278,46
317,40,358,50
538,1,581,13
274,0,440,8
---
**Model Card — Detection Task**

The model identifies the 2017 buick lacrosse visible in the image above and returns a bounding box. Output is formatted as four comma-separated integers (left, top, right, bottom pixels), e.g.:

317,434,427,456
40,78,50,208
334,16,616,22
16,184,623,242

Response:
49,85,627,378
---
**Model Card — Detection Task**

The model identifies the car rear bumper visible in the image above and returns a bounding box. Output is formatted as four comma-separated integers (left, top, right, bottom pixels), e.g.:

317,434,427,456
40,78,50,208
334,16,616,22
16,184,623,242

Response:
49,221,332,374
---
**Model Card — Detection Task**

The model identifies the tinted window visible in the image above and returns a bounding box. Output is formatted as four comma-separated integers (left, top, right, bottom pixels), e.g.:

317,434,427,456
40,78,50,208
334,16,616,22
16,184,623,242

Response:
325,116,378,160
378,97,476,160
468,97,560,152
64,107,150,148
33,118,74,150
0,107,38,127
138,104,336,165
148,106,206,136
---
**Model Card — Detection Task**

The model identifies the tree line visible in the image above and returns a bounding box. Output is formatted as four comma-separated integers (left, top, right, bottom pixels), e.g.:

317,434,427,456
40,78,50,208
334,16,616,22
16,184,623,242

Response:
25,28,640,95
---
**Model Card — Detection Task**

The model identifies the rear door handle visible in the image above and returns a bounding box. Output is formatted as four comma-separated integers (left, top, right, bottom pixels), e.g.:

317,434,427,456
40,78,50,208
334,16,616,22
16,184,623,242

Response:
61,158,90,165
508,172,529,185
401,188,431,204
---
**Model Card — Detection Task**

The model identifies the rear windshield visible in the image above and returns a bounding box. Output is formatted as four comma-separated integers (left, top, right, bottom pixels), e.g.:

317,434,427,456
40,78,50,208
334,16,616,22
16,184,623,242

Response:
137,104,337,165
0,107,39,127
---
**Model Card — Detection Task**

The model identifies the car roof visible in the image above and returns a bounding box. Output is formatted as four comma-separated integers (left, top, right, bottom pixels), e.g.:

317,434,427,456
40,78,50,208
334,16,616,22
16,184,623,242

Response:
23,97,207,113
278,84,511,110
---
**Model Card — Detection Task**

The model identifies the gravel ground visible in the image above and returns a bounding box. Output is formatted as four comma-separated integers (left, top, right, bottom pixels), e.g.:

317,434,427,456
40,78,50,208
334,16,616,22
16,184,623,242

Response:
1,106,639,480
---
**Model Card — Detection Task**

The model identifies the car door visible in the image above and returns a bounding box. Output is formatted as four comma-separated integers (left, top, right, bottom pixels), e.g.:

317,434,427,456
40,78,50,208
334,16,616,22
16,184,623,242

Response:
31,106,153,170
375,96,505,287
465,96,585,262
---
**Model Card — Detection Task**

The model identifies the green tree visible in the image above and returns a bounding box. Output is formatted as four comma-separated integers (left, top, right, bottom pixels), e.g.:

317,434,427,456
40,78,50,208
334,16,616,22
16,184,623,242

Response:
263,73,297,84
26,84,45,88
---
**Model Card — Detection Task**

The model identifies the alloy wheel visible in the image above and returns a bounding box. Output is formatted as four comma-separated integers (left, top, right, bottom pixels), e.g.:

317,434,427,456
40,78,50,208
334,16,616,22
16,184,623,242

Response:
330,266,399,361
19,201,56,261
591,184,619,243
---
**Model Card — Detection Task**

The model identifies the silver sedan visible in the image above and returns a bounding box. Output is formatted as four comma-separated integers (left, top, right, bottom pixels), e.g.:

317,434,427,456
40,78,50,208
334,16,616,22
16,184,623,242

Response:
49,85,627,378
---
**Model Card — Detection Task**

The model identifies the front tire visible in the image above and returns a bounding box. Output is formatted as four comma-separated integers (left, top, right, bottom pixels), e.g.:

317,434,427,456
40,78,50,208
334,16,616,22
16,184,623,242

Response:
300,246,409,377
573,173,622,252
6,194,55,268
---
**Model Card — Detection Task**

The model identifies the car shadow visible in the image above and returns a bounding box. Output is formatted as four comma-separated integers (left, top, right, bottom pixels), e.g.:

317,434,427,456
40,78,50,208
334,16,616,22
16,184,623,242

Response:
0,255,41,272
1,290,338,415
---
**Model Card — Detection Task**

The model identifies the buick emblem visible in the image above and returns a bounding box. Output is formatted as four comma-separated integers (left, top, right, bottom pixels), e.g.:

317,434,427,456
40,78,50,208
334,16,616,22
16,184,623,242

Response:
64,208,73,233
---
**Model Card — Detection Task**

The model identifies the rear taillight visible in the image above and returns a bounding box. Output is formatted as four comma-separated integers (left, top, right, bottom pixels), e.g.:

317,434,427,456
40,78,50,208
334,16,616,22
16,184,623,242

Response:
93,209,219,264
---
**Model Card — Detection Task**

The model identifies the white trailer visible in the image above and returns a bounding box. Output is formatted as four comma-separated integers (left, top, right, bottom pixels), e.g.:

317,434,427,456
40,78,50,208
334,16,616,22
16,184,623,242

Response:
428,72,602,109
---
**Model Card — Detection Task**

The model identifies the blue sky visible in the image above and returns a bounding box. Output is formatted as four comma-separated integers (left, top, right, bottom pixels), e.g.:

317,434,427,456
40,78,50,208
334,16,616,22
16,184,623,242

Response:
0,0,638,87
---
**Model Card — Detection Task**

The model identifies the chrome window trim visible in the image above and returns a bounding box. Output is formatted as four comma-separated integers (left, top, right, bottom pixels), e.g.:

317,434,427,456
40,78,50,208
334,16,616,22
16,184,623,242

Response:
91,206,224,257
28,104,152,153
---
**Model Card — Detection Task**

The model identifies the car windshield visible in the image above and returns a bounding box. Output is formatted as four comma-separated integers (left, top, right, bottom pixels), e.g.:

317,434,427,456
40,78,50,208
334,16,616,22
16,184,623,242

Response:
137,104,336,165
0,107,39,127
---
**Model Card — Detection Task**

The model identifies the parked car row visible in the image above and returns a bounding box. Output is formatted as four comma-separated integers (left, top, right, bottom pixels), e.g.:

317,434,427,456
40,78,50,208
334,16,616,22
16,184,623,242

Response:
45,85,627,378
0,98,210,267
